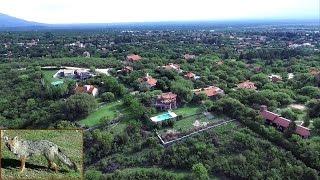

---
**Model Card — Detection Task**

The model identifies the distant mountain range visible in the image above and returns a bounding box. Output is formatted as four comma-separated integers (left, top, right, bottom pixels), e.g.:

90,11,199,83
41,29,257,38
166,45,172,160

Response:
0,13,44,28
0,12,318,31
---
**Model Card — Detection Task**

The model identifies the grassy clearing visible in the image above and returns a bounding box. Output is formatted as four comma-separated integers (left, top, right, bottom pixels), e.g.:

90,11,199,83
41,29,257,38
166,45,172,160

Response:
79,101,122,127
173,113,227,132
42,70,60,83
173,114,207,131
173,106,200,117
156,105,229,132
108,122,127,135
278,106,315,128
1,130,83,180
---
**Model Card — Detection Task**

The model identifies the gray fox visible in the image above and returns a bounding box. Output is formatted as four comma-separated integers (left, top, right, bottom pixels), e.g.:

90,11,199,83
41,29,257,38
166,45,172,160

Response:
3,136,78,173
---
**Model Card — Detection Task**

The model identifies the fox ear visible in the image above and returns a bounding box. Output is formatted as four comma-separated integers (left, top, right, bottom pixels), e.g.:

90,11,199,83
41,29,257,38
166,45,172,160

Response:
3,136,8,142
13,136,18,141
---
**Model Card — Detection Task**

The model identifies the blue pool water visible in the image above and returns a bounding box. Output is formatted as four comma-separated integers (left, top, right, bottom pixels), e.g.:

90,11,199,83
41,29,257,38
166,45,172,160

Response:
151,112,177,122
155,113,172,121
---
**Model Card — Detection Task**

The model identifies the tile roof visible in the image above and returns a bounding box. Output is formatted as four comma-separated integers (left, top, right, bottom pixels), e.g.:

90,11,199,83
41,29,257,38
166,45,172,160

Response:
139,74,157,87
75,84,98,95
237,80,257,90
127,54,142,62
158,92,177,100
260,106,310,137
184,72,196,79
193,86,224,97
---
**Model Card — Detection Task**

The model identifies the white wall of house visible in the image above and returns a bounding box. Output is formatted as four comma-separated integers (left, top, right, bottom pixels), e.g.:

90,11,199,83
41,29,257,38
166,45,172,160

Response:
92,88,98,97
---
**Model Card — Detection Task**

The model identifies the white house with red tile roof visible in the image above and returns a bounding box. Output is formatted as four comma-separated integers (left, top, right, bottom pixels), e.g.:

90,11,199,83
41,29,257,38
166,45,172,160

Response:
154,92,177,110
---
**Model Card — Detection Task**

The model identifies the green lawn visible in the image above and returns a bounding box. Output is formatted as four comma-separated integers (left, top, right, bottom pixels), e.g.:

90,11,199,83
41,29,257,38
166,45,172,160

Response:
173,113,227,132
173,114,207,131
155,105,229,133
42,70,60,83
79,101,122,127
173,106,200,117
1,130,83,180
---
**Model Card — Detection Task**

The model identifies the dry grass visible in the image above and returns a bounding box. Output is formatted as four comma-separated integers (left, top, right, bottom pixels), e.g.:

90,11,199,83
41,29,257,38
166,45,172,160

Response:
1,130,83,180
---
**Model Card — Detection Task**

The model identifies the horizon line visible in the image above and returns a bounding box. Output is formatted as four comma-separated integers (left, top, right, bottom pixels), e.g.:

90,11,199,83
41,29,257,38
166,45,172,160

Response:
41,18,320,26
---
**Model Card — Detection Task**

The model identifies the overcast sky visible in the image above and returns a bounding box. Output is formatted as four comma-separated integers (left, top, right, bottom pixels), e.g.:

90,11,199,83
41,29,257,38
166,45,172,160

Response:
0,0,319,24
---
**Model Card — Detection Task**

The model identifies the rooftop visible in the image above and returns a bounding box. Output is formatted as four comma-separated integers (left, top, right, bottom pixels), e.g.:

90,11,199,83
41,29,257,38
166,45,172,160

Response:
193,86,224,97
260,105,310,137
237,80,257,90
127,54,142,62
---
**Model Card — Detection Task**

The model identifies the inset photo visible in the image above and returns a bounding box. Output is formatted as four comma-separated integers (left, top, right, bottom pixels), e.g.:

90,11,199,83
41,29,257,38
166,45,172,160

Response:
1,129,83,180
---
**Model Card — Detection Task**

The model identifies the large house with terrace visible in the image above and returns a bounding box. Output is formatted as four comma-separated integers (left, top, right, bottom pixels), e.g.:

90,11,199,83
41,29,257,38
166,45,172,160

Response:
154,92,177,110
260,105,310,138
55,68,93,80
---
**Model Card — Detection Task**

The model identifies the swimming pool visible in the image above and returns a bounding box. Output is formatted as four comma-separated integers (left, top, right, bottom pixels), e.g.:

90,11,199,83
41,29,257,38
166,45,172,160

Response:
150,111,177,123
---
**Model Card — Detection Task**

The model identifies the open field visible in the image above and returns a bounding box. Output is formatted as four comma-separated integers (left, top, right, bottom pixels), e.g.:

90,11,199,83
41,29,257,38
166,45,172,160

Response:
155,105,229,132
1,130,83,180
173,113,228,132
79,101,122,127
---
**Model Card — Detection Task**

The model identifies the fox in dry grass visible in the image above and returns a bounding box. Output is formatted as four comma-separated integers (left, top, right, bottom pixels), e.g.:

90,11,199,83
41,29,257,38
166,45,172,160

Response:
3,136,78,173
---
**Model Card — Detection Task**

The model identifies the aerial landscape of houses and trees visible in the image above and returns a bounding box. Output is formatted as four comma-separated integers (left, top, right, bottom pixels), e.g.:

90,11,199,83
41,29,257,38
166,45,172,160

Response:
0,0,319,179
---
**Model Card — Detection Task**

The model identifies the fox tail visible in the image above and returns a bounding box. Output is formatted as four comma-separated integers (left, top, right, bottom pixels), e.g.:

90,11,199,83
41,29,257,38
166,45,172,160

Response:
56,148,78,172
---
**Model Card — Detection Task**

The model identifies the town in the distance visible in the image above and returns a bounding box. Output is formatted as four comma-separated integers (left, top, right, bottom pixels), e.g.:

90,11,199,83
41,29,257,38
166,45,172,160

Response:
0,12,320,180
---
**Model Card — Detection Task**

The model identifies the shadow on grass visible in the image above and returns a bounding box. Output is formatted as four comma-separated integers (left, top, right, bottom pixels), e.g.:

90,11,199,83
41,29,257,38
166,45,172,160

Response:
1,158,68,173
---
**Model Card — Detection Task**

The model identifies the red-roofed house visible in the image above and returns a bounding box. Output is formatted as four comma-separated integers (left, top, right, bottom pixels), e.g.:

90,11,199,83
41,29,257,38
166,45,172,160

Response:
193,86,224,98
237,80,257,90
184,72,200,80
127,54,142,62
139,74,157,88
260,105,310,138
162,63,182,72
74,84,99,97
310,68,320,76
154,92,177,110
